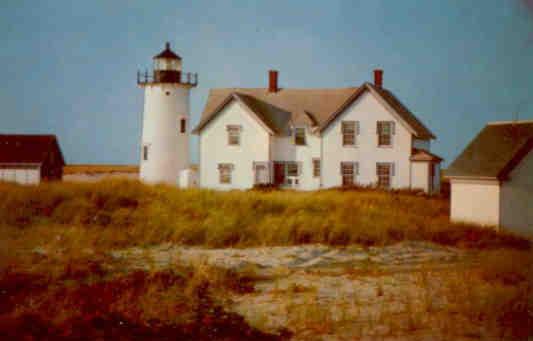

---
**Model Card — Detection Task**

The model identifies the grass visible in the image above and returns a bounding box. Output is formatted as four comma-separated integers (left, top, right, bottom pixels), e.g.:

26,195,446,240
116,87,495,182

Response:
0,254,285,340
0,179,528,255
0,179,531,339
63,164,139,175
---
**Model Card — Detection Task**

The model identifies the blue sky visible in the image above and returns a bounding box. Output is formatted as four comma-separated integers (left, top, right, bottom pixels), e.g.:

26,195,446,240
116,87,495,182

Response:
2,0,533,165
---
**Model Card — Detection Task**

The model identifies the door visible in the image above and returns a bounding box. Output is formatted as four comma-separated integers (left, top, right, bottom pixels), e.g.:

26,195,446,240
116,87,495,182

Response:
274,162,285,186
254,163,270,185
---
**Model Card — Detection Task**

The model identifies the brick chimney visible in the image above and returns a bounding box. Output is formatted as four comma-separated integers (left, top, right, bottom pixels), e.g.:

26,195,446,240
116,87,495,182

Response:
374,69,383,89
268,70,279,92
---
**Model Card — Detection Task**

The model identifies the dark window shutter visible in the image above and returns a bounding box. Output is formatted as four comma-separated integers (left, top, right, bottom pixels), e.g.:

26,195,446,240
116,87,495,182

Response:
391,163,395,176
391,122,396,135
356,121,360,135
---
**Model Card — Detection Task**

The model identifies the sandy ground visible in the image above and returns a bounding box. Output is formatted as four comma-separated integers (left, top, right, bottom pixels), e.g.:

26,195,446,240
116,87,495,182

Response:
109,242,522,341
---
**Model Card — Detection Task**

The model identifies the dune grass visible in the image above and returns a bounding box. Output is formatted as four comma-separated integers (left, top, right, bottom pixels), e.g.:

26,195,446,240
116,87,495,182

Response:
0,179,528,254
0,179,530,339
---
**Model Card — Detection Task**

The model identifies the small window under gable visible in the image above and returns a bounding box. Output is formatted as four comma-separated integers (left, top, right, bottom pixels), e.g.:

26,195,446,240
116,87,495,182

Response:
180,118,186,133
377,121,395,147
294,127,306,145
227,125,241,145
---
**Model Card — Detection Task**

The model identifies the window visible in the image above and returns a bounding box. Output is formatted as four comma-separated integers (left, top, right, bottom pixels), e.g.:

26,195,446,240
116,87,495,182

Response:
227,125,241,145
376,163,394,189
254,162,270,184
312,158,321,177
142,145,149,161
342,121,357,146
377,121,395,146
273,162,301,186
180,118,186,133
341,162,358,186
287,162,299,177
218,163,233,184
294,128,306,145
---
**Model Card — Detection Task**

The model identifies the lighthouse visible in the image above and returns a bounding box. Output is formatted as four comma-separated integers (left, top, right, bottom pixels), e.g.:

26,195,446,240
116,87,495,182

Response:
137,42,197,184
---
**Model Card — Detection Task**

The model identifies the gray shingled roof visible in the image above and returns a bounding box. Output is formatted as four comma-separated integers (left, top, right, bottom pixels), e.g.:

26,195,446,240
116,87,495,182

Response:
446,121,533,179
192,83,435,139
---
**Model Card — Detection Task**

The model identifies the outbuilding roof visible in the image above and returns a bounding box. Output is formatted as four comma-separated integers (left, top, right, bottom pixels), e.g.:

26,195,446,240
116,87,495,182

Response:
0,134,65,165
410,148,443,162
192,83,435,139
446,121,533,180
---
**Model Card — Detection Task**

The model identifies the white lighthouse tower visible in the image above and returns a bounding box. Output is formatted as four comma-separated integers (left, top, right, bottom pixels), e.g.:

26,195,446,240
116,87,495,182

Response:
138,42,197,184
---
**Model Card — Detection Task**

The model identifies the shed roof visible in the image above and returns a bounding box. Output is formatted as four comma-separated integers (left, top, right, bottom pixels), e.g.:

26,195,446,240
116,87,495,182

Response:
410,148,443,162
446,121,533,180
0,134,65,166
192,83,435,139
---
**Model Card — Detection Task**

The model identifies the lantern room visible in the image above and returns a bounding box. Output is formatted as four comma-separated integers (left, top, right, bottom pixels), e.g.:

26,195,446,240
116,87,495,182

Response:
137,42,198,86
153,42,182,71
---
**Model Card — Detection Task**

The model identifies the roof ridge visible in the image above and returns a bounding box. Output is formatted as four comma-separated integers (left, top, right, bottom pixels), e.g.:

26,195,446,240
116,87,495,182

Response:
210,87,359,91
487,120,533,125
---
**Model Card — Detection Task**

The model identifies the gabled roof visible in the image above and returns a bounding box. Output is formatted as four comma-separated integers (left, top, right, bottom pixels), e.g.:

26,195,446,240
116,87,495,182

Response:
410,148,443,162
0,134,65,165
192,83,435,139
446,121,533,180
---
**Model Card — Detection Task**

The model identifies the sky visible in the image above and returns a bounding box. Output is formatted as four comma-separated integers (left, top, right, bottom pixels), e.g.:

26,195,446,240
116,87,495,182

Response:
2,0,533,166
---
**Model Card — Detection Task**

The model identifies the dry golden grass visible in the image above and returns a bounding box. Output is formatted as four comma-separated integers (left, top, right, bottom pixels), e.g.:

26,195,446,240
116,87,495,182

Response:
63,164,139,175
0,179,528,254
0,179,530,339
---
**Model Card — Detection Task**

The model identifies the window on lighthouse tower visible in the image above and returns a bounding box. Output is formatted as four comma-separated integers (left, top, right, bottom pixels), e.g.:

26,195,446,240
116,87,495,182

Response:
180,118,186,133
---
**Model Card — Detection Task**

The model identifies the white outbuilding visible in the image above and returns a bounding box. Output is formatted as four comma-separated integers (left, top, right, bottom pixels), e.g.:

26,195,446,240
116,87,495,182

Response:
0,134,65,185
446,121,533,236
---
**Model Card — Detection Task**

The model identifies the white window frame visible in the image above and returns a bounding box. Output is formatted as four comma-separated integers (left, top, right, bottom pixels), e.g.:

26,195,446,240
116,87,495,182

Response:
340,162,359,186
342,121,358,146
376,162,395,189
218,163,234,184
227,125,241,146
377,121,395,147
294,127,306,146
312,158,321,178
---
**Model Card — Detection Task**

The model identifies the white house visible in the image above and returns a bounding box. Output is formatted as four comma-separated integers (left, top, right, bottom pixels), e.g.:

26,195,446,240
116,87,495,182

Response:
446,121,533,236
192,70,442,193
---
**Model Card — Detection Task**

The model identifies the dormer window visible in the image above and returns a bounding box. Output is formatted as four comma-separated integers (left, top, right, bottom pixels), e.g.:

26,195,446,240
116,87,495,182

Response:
294,128,306,145
377,121,395,147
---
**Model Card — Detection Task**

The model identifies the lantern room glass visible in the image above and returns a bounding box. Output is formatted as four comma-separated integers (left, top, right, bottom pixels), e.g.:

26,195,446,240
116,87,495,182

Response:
154,58,181,71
